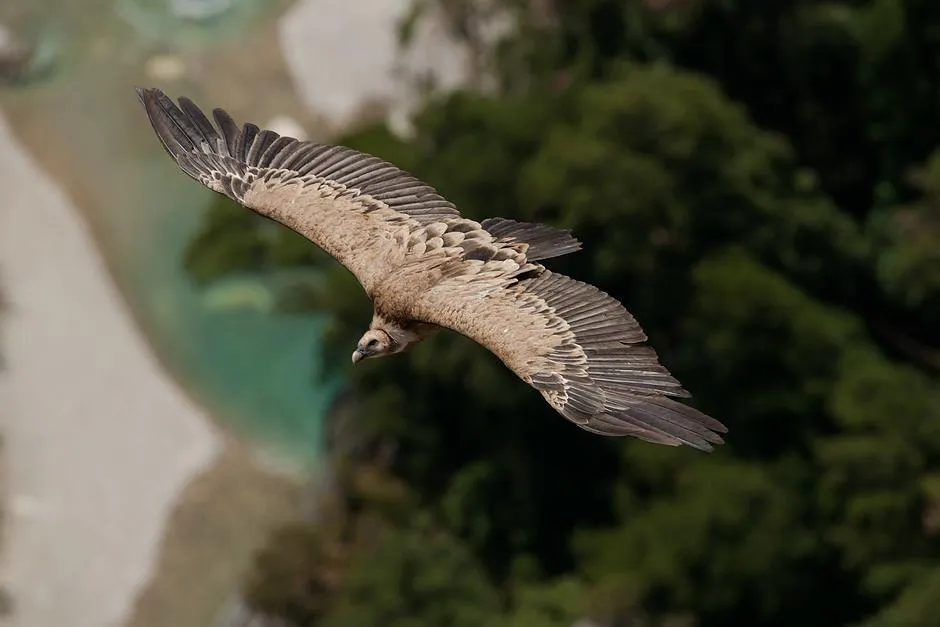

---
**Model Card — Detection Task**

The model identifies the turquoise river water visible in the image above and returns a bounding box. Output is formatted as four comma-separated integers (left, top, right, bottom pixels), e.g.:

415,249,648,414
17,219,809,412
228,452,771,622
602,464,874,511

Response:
0,0,342,466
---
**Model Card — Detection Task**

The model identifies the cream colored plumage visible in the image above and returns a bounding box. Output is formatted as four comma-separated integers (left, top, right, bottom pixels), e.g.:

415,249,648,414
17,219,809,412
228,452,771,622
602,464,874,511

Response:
136,87,727,451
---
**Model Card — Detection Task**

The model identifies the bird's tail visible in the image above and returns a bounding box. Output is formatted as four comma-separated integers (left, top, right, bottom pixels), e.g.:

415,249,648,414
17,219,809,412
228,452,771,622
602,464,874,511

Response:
481,217,582,262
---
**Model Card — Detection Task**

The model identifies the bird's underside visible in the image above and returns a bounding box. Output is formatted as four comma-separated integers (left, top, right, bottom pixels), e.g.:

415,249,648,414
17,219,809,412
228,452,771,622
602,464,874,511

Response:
136,86,728,451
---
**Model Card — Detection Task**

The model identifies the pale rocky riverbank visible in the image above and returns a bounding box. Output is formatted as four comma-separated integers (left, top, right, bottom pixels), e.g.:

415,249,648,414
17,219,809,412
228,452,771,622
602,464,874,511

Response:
0,110,221,627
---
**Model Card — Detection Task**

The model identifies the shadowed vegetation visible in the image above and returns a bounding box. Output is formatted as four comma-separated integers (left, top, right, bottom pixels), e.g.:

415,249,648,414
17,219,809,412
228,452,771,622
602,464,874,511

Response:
185,1,940,624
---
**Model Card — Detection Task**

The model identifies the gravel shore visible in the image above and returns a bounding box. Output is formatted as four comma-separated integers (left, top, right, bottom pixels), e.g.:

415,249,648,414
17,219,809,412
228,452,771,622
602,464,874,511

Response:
0,111,221,627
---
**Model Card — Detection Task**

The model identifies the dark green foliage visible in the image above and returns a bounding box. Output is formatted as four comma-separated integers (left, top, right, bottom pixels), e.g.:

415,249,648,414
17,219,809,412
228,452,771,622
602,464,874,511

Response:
187,0,940,624
861,567,940,627
869,149,940,338
244,464,502,627
185,195,330,286
243,523,339,624
323,514,502,627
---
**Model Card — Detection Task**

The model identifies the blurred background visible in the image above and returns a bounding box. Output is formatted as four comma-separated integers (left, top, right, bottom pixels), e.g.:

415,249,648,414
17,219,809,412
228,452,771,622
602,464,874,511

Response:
1,0,939,626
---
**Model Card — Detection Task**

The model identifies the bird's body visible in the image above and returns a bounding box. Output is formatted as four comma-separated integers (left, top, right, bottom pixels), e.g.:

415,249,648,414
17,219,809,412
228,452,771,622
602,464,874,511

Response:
136,87,727,451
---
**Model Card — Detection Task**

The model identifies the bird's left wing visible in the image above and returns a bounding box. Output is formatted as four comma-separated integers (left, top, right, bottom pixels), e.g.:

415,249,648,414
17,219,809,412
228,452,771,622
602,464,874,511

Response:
407,263,727,451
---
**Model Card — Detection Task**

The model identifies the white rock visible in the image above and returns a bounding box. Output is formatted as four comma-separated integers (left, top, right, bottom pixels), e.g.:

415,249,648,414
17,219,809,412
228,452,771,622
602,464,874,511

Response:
0,108,220,627
278,0,474,136
0,23,18,53
144,53,186,81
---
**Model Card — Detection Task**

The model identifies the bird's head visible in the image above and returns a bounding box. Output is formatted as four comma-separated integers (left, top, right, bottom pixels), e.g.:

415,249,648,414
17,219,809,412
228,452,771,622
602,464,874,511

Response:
352,328,395,364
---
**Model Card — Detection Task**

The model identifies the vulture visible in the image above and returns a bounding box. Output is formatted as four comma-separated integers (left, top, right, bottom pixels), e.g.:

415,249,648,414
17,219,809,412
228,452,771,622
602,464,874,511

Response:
136,87,727,451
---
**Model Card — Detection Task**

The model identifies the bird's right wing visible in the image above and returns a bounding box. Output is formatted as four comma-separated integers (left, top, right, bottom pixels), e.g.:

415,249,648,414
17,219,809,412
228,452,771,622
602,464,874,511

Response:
136,87,464,295
408,266,727,450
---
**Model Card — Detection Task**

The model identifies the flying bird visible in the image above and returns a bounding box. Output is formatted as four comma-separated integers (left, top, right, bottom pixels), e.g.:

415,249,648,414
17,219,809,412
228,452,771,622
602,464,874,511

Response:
135,87,727,451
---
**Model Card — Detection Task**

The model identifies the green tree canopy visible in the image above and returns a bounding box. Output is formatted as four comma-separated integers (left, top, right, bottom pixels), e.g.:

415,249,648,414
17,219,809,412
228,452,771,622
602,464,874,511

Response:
186,0,940,624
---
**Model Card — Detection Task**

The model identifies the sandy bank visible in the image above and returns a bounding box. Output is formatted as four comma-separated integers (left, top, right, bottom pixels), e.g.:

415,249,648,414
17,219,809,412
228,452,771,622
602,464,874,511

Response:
0,110,221,627
278,0,472,135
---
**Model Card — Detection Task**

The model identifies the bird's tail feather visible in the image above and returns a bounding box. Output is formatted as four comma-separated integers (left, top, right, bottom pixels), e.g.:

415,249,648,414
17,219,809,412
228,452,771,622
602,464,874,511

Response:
481,217,582,262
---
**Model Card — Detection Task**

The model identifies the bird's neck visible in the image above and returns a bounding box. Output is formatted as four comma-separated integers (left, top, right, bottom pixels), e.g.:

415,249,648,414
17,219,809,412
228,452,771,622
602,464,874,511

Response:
370,313,440,354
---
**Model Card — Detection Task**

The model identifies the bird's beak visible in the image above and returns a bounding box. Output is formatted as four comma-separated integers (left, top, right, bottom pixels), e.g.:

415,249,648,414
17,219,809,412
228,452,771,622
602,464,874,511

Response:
351,349,365,364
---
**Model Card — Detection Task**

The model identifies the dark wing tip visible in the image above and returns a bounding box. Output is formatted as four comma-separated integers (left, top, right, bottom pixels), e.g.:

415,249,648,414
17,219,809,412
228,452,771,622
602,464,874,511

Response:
134,85,193,161
573,404,725,452
134,86,252,192
594,397,727,452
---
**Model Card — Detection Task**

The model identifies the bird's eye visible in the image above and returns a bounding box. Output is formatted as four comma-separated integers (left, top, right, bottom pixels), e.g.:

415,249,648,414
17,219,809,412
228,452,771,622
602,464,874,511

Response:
367,338,379,348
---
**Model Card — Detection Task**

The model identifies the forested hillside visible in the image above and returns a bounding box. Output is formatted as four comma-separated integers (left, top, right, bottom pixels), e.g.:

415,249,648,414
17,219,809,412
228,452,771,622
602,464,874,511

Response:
185,1,940,625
